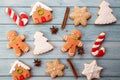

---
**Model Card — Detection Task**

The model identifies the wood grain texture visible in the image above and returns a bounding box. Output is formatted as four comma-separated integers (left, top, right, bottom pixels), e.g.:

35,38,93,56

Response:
0,0,120,80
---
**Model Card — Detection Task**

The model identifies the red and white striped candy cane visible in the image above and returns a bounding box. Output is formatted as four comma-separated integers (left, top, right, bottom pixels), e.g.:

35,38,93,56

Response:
5,7,28,26
91,32,106,57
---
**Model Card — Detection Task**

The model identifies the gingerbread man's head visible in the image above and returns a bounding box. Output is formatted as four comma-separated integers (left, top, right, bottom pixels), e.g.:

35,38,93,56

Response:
6,30,17,40
70,29,82,38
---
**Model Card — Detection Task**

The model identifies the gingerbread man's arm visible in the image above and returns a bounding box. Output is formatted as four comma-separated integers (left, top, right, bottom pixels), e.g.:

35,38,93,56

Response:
62,35,69,41
77,40,83,47
18,34,26,40
7,42,12,48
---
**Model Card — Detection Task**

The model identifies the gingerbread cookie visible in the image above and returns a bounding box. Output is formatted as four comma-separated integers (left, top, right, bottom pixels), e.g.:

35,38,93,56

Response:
82,60,103,80
69,6,91,26
95,0,117,24
30,2,52,24
10,60,31,80
6,30,29,56
33,31,54,55
61,29,83,56
45,59,65,78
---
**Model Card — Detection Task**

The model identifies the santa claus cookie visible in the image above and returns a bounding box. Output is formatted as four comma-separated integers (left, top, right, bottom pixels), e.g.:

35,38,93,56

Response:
6,30,29,56
30,2,52,24
61,29,83,56
10,60,31,80
95,0,117,24
33,31,54,55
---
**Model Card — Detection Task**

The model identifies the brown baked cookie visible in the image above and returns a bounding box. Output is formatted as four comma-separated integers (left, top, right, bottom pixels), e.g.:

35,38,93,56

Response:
69,6,91,26
10,60,31,80
6,30,29,56
45,59,65,78
30,2,52,24
61,29,83,56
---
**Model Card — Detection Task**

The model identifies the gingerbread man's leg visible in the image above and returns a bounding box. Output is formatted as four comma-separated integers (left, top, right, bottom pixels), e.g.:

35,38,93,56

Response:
19,42,29,52
61,42,72,52
13,47,21,56
68,45,76,56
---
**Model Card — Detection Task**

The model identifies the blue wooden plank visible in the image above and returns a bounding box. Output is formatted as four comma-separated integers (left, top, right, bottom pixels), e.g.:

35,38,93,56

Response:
0,41,120,59
0,0,120,7
0,59,120,77
1,77,120,80
0,25,120,41
0,7,120,25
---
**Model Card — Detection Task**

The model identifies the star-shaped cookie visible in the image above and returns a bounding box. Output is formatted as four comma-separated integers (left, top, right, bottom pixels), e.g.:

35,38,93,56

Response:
69,6,91,26
82,60,103,80
45,59,65,78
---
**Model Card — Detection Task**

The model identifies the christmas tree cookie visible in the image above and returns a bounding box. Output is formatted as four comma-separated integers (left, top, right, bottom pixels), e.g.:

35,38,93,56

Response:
33,31,54,55
95,0,117,24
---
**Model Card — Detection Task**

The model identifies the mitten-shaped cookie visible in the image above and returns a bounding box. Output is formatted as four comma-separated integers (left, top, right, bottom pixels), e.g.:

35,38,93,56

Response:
6,30,29,56
61,29,83,56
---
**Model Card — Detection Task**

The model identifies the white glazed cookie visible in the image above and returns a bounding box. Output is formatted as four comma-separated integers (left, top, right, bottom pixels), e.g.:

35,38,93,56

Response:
33,31,54,55
82,60,103,80
95,0,117,24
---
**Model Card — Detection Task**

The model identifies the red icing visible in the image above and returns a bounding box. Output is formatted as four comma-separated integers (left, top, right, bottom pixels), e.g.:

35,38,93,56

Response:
13,13,17,22
41,16,46,22
92,48,98,52
19,75,24,80
19,20,24,26
94,42,101,45
98,35,105,39
20,13,28,19
95,50,104,57
7,7,11,16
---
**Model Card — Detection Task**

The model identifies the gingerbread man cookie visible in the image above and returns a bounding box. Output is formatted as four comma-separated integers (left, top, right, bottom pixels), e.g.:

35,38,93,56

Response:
6,30,29,56
69,6,91,26
61,29,83,56
30,2,52,24
10,60,31,80
45,59,65,78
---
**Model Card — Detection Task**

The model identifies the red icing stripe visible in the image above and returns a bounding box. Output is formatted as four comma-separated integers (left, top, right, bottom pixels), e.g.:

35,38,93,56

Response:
20,13,28,19
19,20,24,26
98,35,105,39
92,48,98,52
94,42,102,45
7,7,11,16
13,13,17,22
95,50,104,57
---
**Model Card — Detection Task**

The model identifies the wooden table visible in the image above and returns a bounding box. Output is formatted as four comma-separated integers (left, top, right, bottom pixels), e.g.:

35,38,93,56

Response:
0,0,120,80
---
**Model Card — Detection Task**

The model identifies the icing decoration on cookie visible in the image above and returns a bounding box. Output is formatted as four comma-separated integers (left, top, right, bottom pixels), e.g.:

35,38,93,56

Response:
45,59,65,78
82,60,103,80
69,6,91,26
6,30,29,56
33,31,54,55
61,29,83,56
5,7,28,26
10,60,31,80
95,0,117,24
91,32,106,57
30,2,52,24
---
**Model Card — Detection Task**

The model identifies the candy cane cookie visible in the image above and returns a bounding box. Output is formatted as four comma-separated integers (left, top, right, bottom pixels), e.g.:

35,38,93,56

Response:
91,32,106,57
5,7,28,26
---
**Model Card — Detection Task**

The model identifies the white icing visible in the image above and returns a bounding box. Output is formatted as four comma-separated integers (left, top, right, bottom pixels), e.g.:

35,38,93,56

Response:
95,0,117,24
30,2,52,16
82,60,103,80
9,60,30,73
33,31,54,55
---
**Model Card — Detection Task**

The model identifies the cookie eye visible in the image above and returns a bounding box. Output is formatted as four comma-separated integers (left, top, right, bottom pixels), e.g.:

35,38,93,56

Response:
16,68,23,74
37,8,44,16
